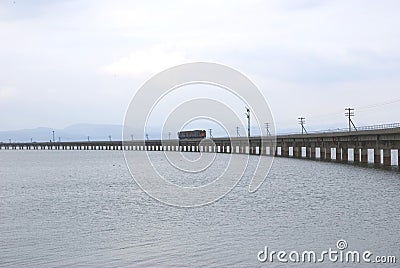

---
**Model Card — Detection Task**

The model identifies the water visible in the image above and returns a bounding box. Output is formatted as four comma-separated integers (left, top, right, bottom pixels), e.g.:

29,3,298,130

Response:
0,151,399,267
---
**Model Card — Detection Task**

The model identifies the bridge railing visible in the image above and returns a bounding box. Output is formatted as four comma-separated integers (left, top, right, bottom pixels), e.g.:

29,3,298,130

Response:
278,122,400,135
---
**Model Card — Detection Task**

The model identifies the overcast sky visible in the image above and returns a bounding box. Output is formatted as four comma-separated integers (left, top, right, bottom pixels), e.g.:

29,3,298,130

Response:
0,0,399,132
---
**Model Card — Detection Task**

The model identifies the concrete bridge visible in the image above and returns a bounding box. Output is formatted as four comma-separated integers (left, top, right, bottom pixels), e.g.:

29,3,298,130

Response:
1,126,400,168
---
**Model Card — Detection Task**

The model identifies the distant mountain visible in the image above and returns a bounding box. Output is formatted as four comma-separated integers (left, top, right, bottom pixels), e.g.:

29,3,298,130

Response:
0,124,124,143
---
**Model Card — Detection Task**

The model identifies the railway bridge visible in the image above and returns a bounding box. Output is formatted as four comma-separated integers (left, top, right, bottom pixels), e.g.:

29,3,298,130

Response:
2,125,400,168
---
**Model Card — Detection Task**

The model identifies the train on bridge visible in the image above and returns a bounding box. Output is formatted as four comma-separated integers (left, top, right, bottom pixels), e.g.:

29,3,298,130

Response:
178,130,206,140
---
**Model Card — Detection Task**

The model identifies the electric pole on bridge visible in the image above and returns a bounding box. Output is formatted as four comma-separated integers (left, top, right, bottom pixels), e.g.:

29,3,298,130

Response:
245,107,250,137
208,128,213,138
168,132,171,140
345,108,357,132
52,131,55,143
298,117,307,135
236,126,240,137
109,135,112,141
264,122,271,136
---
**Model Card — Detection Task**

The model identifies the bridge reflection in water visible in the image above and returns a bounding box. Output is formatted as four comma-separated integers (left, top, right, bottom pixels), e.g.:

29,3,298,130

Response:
2,127,400,168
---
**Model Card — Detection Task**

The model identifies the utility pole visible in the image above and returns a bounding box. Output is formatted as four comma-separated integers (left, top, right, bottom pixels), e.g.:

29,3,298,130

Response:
245,107,250,137
9,139,11,144
298,117,307,135
131,134,134,141
236,126,240,137
264,122,271,136
30,138,33,143
87,136,90,142
208,128,213,138
345,108,357,132
145,133,149,140
52,130,55,142
168,132,171,140
58,137,61,142
109,135,112,141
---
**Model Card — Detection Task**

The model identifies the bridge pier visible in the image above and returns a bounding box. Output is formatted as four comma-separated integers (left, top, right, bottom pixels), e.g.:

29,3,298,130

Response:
319,147,325,160
304,147,308,158
383,149,391,166
326,148,331,160
293,147,300,158
374,148,381,165
361,148,368,163
342,147,348,162
282,146,289,157
310,147,316,159
335,148,341,161
354,148,360,163
398,149,400,166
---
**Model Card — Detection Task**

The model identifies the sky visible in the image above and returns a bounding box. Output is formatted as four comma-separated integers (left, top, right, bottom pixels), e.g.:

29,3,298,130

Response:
0,0,399,134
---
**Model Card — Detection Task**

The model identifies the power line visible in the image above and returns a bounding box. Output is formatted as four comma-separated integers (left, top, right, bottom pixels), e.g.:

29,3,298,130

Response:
357,97,400,111
273,97,400,127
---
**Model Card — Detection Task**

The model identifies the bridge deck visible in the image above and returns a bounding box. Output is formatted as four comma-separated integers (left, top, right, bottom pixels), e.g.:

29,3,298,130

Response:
1,128,400,168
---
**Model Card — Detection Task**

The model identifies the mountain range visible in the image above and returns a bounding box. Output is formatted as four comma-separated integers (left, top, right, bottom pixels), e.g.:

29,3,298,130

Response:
0,124,124,143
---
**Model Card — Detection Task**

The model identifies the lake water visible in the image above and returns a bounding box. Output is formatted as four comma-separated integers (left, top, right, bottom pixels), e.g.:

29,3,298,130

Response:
0,151,399,267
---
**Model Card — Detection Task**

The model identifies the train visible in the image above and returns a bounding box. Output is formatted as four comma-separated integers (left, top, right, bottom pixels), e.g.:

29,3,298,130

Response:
178,130,206,140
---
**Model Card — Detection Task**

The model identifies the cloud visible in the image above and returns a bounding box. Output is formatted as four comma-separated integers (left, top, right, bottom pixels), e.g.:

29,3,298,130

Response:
1,0,400,130
0,86,16,101
103,45,192,78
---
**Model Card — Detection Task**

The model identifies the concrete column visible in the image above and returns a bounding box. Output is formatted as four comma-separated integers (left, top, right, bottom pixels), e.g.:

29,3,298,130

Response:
383,149,391,166
398,149,400,167
267,147,271,156
293,147,300,158
336,148,341,161
361,148,368,163
397,149,400,167
342,148,348,162
282,146,289,157
374,148,381,165
354,148,360,163
320,148,326,160
310,147,316,159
